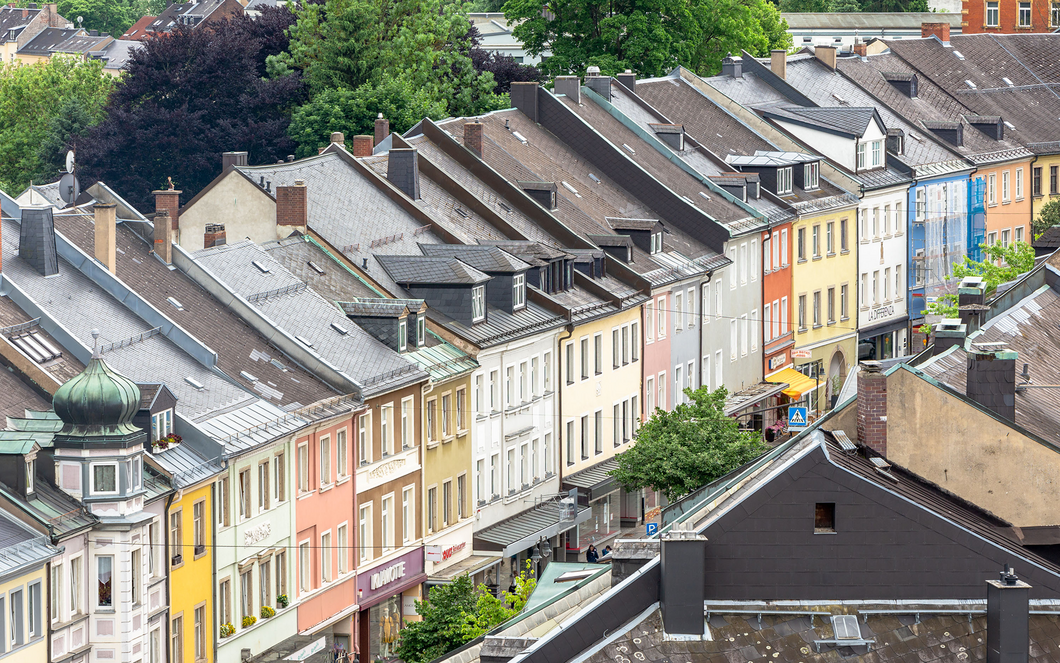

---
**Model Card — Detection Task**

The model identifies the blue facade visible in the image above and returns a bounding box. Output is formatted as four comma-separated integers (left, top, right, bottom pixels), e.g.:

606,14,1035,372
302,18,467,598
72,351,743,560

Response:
907,171,972,322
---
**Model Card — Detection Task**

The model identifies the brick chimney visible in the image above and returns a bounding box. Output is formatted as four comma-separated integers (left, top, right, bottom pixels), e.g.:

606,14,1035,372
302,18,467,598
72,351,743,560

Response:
374,114,389,146
922,22,950,44
771,49,787,80
19,207,58,277
276,180,307,229
154,210,172,264
221,151,247,172
203,223,226,248
94,202,116,274
464,122,483,158
853,41,867,57
987,565,1030,663
815,45,837,71
387,149,421,200
351,135,373,157
153,182,181,231
856,360,887,456
966,348,1017,422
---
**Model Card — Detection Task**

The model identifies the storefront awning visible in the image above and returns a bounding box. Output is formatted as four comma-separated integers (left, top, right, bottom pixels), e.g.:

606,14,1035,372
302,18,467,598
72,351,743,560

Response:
562,457,620,502
427,554,503,585
766,367,818,399
474,502,591,558
723,381,790,416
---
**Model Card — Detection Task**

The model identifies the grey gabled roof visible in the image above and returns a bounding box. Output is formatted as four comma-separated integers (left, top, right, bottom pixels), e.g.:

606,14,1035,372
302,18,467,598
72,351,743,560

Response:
761,105,882,138
727,150,818,167
418,243,531,274
17,27,78,55
376,254,492,286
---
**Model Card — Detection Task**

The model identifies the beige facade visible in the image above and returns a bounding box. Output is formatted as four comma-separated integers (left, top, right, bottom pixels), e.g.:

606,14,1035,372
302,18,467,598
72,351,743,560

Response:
177,169,278,251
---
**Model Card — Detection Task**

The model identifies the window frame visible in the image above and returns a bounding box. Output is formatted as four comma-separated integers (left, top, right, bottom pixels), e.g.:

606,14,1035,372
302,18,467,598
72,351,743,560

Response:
471,285,486,322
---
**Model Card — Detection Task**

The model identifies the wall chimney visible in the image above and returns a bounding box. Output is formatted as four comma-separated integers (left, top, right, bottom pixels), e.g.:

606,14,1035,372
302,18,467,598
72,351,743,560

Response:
922,22,950,44
610,538,659,586
153,184,181,231
770,49,787,80
553,76,581,104
203,223,226,248
510,82,539,122
276,180,308,229
387,148,421,200
966,348,1017,422
660,527,706,637
585,74,611,102
931,318,966,356
986,565,1030,663
856,360,887,457
330,131,345,147
351,135,373,158
19,207,58,277
94,202,116,274
221,151,248,172
815,45,837,71
154,210,172,264
721,53,743,78
616,69,636,93
464,122,483,158
958,275,986,330
374,114,389,147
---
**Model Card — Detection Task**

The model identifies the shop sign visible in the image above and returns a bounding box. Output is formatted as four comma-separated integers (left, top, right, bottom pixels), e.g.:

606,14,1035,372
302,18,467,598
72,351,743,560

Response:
358,548,425,607
768,353,787,371
371,562,406,590
426,541,468,563
791,349,812,359
285,637,326,661
867,304,896,322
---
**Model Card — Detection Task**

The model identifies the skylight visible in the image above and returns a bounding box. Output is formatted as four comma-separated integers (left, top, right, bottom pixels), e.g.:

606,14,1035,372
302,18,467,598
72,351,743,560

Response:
330,322,349,335
167,296,184,311
965,80,976,89
953,50,965,60
561,181,578,194
511,131,528,144
1004,121,1015,129
296,335,314,348
240,371,258,382
699,192,712,202
184,377,205,390
252,260,270,274
588,173,601,184
1002,77,1014,87
307,261,325,275
622,143,636,155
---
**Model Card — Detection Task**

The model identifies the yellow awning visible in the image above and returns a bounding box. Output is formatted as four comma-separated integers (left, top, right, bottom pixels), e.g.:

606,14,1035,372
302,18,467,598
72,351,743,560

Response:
766,367,819,400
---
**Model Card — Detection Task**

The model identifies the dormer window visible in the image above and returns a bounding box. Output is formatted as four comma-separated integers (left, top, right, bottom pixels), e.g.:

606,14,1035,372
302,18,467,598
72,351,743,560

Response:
777,167,793,194
513,273,526,310
472,286,486,322
398,319,408,351
151,409,173,442
803,162,819,191
26,459,34,495
650,232,663,255
857,141,883,170
417,315,425,347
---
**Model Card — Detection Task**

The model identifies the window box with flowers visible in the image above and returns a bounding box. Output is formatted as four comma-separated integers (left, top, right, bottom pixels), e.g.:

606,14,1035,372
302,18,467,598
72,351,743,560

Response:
242,615,257,629
220,623,236,638
276,594,290,609
152,433,182,451
260,606,276,619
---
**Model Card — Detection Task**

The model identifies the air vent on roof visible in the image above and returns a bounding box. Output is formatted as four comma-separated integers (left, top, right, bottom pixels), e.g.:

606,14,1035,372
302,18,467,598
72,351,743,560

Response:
307,261,325,275
240,371,258,382
699,192,711,202
561,181,578,195
588,173,601,184
831,615,861,640
1002,77,1014,87
622,143,636,155
1004,121,1015,129
167,296,184,311
511,131,528,144
184,377,205,390
965,80,976,89
252,260,270,273
296,335,314,348
330,322,349,335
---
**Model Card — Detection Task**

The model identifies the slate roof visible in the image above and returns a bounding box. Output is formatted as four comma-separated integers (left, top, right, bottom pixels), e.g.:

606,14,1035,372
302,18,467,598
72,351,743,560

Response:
53,213,335,410
0,368,50,420
236,152,449,297
915,283,1060,444
418,244,531,274
193,240,428,398
148,0,232,32
17,27,78,55
762,104,881,137
781,11,963,30
0,6,41,34
0,296,85,384
5,479,94,538
52,32,111,54
338,299,412,318
1,216,257,421
99,38,141,69
0,509,59,580
376,254,491,286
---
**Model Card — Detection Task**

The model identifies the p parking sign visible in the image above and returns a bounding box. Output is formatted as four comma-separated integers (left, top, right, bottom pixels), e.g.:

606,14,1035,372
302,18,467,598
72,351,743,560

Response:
787,406,808,431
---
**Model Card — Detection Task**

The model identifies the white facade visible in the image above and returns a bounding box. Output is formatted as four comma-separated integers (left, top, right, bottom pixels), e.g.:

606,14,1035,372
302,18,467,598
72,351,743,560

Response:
470,330,562,531
857,184,911,357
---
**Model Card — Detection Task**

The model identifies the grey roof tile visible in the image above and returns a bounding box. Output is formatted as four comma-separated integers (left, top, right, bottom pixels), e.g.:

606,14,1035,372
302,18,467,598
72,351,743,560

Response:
418,244,531,273
376,254,492,285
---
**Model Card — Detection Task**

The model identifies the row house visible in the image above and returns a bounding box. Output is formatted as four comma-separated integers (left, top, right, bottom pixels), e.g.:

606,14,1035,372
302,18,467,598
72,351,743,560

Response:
0,2,70,64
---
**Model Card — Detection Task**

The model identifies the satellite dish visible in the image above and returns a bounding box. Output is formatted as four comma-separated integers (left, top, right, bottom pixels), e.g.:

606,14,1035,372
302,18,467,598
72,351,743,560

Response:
65,150,75,174
76,15,83,27
58,172,80,205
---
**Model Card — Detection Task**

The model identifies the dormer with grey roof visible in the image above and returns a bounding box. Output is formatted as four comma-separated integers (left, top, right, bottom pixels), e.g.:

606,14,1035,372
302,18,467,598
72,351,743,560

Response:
475,240,576,296
418,244,532,314
727,151,823,196
605,217,664,256
758,105,889,174
922,120,963,147
376,254,492,326
338,298,427,353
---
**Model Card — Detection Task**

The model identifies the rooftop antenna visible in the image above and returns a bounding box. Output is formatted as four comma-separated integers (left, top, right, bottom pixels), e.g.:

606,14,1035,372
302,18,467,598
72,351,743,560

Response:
76,15,83,28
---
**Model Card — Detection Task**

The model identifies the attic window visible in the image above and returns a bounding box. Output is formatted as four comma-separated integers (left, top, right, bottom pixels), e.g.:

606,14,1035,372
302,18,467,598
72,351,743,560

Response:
953,50,965,60
777,166,793,194
814,502,835,533
804,162,820,191
1002,77,1014,87
965,80,977,89
184,377,205,390
417,315,425,347
308,261,325,275
295,335,314,348
471,286,486,323
831,615,862,640
252,260,270,274
650,231,663,255
26,459,34,495
512,131,528,144
398,320,407,352
513,272,526,310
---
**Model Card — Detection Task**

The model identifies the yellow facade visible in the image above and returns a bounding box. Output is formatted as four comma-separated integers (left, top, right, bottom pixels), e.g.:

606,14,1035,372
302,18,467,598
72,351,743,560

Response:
790,206,859,413
168,480,214,663
559,305,643,476
1031,154,1060,225
421,371,474,526
0,563,49,660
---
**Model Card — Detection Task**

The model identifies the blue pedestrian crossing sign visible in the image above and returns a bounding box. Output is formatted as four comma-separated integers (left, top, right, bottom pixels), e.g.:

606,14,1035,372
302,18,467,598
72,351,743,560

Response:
787,406,808,430
646,522,659,537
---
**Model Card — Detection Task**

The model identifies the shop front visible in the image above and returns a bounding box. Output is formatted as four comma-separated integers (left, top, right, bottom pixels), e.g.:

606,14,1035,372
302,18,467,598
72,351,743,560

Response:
474,498,590,578
356,548,426,662
858,314,909,362
424,519,503,595
563,458,631,558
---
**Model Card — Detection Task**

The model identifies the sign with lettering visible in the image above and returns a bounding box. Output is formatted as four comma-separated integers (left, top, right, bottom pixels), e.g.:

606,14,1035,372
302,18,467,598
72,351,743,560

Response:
425,546,442,563
286,637,326,661
646,523,659,537
866,304,896,322
371,561,406,590
768,353,787,371
791,349,812,359
357,548,425,608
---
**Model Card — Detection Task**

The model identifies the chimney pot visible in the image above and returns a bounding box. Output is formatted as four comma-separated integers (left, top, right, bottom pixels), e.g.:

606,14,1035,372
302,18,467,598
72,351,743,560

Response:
154,210,173,264
922,22,951,43
351,135,374,158
330,131,345,145
374,115,389,147
276,181,308,229
771,49,787,80
464,122,484,158
94,202,117,274
856,360,887,457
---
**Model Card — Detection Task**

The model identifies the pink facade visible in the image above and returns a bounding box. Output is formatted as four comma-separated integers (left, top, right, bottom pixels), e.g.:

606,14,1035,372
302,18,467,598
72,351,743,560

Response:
642,291,671,420
294,411,361,635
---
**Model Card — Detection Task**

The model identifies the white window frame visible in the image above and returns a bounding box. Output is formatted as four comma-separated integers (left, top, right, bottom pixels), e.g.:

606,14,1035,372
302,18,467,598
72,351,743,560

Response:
513,273,526,310
471,285,486,322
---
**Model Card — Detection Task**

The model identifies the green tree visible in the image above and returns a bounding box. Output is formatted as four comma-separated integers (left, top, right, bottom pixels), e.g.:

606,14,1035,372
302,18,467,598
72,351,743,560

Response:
0,57,114,195
919,241,1036,333
1033,199,1060,239
503,0,790,79
610,386,767,502
57,0,132,36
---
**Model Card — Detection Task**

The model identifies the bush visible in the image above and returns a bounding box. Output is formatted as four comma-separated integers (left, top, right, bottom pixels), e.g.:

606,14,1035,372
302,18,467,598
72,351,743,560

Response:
220,622,235,638
242,615,257,629
261,605,276,618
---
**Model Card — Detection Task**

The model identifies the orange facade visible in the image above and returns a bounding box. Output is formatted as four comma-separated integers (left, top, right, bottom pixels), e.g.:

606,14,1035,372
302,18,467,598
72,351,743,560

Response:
762,221,795,377
976,159,1033,253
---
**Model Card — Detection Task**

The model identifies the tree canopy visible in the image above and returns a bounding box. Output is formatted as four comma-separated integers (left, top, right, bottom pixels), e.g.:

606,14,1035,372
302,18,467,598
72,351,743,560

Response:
503,0,791,79
0,57,114,195
1033,199,1060,239
610,386,767,502
77,7,304,210
778,0,926,11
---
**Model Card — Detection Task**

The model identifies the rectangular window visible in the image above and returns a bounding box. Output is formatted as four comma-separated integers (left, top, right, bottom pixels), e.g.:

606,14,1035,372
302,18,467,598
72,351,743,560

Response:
566,420,574,466
873,271,879,305
358,505,371,562
580,337,589,380
895,268,902,300
358,412,371,465
194,605,205,660
763,237,771,273
471,285,485,321
97,556,113,607
170,509,183,566
1053,0,1060,25
1002,228,1011,247
260,560,271,611
442,480,452,526
93,464,116,494
426,398,437,442
319,436,331,487
828,287,835,323
987,0,999,25
258,462,270,512
781,228,790,263
916,188,926,220
544,433,552,475
457,473,466,518
631,321,639,361
336,429,348,478
581,415,589,460
798,295,806,331
804,161,819,189
298,541,310,591
543,352,551,392
171,615,182,663
505,367,514,407
507,448,515,492
773,232,781,268
50,563,61,622
764,303,772,342
702,354,710,391
812,225,820,257
338,524,348,574
441,393,452,437
1052,165,1058,194
565,343,574,385
298,443,309,493
1034,166,1042,195
739,243,747,284
658,296,667,337
895,204,903,234
1003,170,1010,202
797,227,806,261
276,550,287,599
1016,226,1025,243
321,530,333,582
593,333,603,374
857,142,867,170
513,272,526,309
1019,1,1031,26
730,319,738,360
645,303,654,341
595,410,603,454
217,476,230,527
674,292,683,330
884,267,891,301
773,299,781,338
826,222,834,254
813,291,821,327
402,486,414,542
815,502,836,533
740,314,748,355
781,296,789,333
456,387,466,430
622,325,630,364
840,219,848,251
872,140,882,167
702,282,710,323
219,579,231,629
378,404,391,454
861,273,867,308
27,582,39,639
1017,168,1024,199
777,166,793,193
645,377,654,415
613,403,621,447
612,329,620,368
193,501,205,554
840,285,848,318
658,371,666,409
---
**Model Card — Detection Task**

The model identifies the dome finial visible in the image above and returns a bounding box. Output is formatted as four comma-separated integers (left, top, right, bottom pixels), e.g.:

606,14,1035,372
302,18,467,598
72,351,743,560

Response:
91,329,101,359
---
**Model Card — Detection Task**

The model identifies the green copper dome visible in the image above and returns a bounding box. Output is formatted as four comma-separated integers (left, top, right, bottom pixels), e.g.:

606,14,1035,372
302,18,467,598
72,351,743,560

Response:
53,331,141,438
